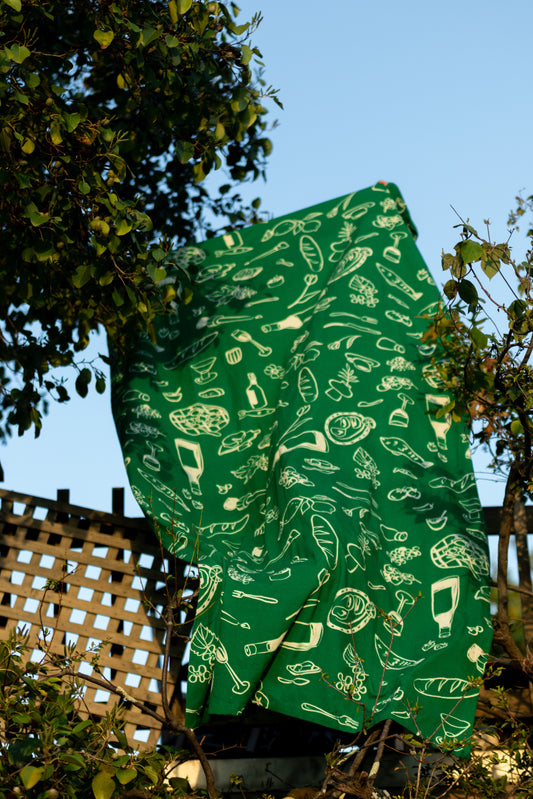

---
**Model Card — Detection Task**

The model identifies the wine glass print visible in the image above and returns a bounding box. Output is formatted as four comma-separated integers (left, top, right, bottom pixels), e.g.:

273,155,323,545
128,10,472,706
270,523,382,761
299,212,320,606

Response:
191,356,217,385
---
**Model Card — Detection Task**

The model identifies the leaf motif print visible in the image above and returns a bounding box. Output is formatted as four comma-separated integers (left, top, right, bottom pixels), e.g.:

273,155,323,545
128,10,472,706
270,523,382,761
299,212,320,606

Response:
191,623,218,663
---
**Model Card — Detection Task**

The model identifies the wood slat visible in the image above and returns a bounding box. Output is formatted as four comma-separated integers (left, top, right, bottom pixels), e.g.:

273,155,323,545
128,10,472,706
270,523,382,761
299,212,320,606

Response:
0,488,194,749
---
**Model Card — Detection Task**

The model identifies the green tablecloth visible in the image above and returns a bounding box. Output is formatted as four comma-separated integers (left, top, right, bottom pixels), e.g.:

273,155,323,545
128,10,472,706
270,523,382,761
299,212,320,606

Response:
111,182,492,752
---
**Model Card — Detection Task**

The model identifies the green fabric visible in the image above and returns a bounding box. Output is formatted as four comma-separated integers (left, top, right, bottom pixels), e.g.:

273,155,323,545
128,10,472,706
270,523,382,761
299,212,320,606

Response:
111,182,492,752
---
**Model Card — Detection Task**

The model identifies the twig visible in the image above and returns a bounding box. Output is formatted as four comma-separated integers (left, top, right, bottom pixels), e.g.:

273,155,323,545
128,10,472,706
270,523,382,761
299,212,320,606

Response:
367,718,392,787
496,466,526,665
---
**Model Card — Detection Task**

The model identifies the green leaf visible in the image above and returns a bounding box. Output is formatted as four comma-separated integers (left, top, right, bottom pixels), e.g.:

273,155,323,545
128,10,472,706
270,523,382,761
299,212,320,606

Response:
457,239,483,264
112,288,124,307
442,279,457,300
98,271,115,286
165,34,180,48
2,0,22,10
116,768,137,785
457,279,478,307
75,368,92,398
435,399,455,418
24,202,49,227
21,138,35,154
50,119,63,145
9,44,31,64
72,719,93,735
20,765,44,789
89,218,110,236
140,27,160,47
241,44,252,65
175,140,194,163
92,770,115,799
72,264,92,288
25,72,40,88
115,218,132,236
231,22,249,35
64,112,81,132
176,0,193,13
480,254,500,279
470,326,488,350
34,241,55,261
94,30,115,49
168,0,178,24
78,179,91,194
95,376,106,394
113,728,129,751
142,765,159,785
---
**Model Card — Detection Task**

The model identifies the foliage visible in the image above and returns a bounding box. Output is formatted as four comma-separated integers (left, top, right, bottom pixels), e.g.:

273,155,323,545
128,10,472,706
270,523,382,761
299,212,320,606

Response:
425,194,533,669
0,0,276,440
0,631,195,798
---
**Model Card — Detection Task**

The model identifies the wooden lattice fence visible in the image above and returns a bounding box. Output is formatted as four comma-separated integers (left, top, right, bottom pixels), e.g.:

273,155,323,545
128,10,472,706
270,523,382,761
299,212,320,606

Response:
0,487,194,749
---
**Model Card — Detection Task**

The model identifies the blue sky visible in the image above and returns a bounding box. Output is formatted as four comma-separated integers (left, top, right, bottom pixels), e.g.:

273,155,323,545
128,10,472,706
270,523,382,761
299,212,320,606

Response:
3,0,532,515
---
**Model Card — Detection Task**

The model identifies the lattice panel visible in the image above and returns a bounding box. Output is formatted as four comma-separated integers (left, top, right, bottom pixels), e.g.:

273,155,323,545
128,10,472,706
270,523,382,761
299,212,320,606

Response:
0,488,195,749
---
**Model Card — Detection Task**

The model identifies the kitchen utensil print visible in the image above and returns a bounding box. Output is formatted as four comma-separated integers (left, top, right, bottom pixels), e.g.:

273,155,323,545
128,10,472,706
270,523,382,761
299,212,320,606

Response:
301,703,359,730
232,590,278,604
142,442,164,471
196,313,262,329
383,231,408,263
231,329,272,357
174,438,204,495
215,643,251,695
244,241,289,265
220,609,250,630
262,314,307,332
431,576,460,638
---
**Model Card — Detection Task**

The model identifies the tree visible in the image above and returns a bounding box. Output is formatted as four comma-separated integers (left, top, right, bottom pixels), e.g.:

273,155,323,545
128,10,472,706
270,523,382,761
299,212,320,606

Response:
425,192,533,668
0,0,276,441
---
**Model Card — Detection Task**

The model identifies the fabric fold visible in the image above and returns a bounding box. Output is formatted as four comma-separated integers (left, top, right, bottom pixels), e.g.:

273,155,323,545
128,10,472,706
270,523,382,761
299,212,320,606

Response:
111,182,492,753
